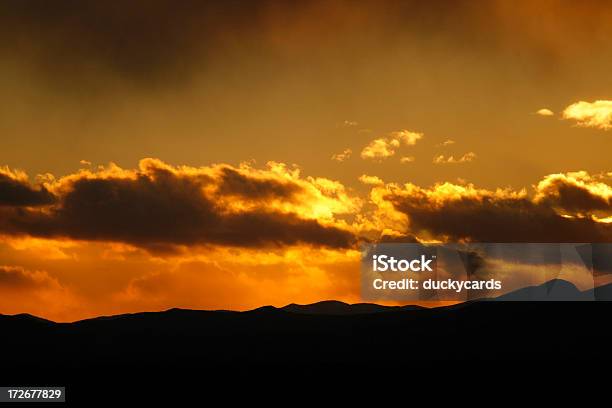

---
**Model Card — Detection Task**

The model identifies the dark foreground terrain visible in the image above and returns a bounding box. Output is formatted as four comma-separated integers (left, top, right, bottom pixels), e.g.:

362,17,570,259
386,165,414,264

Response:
1,279,611,400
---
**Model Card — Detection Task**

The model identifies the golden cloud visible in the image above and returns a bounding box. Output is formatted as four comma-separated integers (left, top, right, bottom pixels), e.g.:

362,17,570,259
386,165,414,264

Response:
358,174,384,186
331,148,352,162
563,100,612,130
361,130,423,161
436,139,456,147
432,152,476,164
536,108,554,116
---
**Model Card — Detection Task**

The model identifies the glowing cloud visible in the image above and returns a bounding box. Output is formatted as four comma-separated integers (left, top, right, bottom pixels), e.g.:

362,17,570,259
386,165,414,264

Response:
536,108,554,116
331,148,352,162
562,100,612,130
358,174,384,186
436,139,456,147
369,172,612,242
361,130,423,161
433,152,476,164
340,120,358,127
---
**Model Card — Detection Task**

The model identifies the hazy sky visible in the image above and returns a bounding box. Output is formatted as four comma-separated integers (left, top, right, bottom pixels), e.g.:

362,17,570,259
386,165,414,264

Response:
1,1,611,320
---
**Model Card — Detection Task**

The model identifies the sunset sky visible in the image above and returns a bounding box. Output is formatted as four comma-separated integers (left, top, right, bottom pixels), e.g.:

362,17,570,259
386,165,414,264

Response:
1,0,611,321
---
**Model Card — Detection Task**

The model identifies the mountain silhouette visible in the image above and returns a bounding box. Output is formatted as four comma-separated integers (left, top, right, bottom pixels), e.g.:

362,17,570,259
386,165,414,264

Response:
281,300,424,315
493,279,587,301
2,278,612,400
585,282,612,300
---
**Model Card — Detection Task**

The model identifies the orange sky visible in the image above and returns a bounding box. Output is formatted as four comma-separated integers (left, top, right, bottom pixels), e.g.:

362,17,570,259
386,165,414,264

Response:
0,0,611,321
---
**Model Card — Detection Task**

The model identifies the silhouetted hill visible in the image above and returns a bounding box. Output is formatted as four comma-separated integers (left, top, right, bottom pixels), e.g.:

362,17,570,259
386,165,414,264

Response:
585,282,612,300
2,278,612,401
491,279,612,301
281,300,424,315
494,279,584,301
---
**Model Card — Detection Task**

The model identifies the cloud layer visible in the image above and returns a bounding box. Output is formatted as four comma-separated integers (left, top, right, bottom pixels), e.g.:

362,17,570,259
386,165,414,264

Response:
0,159,359,251
369,172,612,242
3,159,610,250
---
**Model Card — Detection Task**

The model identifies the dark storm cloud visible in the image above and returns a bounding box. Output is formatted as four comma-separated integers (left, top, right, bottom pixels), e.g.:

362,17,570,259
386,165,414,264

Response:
0,172,55,207
0,0,264,85
217,167,302,201
535,175,612,214
546,182,610,212
0,161,356,250
378,233,420,244
0,265,54,290
4,0,611,88
387,192,612,243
